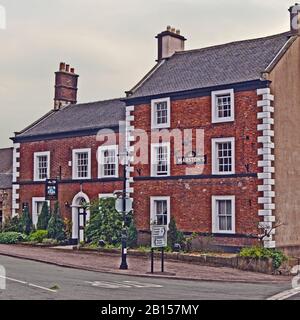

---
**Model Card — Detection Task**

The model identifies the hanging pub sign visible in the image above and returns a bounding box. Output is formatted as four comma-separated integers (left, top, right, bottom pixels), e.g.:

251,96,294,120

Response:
45,179,58,200
176,151,207,165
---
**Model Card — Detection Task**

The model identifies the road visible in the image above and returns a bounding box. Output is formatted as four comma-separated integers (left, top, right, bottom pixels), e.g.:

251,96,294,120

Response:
0,254,296,300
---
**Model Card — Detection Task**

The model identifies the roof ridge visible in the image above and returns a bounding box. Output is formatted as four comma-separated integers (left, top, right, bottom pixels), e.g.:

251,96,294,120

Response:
173,31,291,56
69,97,125,108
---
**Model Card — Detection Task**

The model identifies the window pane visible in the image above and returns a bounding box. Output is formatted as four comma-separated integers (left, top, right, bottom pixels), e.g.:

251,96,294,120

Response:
37,155,48,180
217,142,232,173
76,152,89,178
155,145,168,176
102,148,116,177
217,199,233,231
216,94,231,119
154,200,168,226
36,202,44,215
155,101,168,125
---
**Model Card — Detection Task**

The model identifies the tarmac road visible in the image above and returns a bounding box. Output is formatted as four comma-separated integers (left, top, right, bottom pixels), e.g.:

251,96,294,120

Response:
0,254,294,300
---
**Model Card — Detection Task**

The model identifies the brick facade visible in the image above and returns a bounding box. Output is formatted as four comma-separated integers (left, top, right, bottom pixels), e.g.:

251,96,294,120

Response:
129,90,263,247
16,133,123,227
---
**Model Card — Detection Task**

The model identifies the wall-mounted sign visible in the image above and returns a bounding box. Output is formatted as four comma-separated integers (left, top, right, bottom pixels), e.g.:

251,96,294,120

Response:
45,179,58,201
151,225,168,248
176,152,207,165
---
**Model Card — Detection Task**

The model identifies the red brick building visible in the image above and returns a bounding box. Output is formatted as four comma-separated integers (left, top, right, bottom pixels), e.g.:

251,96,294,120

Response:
12,63,126,242
12,6,300,252
0,148,13,228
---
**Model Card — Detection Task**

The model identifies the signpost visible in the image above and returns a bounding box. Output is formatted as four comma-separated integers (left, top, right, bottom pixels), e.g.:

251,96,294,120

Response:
150,225,168,273
114,191,133,270
45,179,58,201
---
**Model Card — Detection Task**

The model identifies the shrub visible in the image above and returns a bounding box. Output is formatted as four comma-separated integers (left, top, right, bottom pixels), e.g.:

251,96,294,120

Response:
239,246,288,269
168,217,184,250
20,206,33,235
37,202,51,230
29,230,48,243
2,216,22,233
0,232,27,244
47,202,66,241
86,198,123,245
127,213,138,248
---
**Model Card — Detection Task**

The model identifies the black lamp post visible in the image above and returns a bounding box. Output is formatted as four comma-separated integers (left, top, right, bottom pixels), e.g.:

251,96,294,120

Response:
119,159,129,270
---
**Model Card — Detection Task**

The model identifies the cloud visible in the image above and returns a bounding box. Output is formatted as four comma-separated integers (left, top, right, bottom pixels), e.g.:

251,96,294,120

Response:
0,0,291,147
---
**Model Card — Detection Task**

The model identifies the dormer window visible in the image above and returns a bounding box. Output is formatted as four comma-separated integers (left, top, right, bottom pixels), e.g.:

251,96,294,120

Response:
151,98,171,129
212,89,235,123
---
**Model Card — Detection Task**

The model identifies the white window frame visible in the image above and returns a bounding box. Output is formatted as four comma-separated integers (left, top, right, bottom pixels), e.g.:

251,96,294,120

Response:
150,196,170,228
212,195,235,234
33,151,50,181
212,137,235,175
72,148,91,180
212,89,235,123
151,97,171,129
32,197,50,227
98,145,119,179
151,142,171,177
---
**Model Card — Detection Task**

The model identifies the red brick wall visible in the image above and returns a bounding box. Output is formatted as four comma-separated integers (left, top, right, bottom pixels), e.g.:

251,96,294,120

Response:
130,90,262,245
17,133,123,217
133,90,260,176
19,181,122,220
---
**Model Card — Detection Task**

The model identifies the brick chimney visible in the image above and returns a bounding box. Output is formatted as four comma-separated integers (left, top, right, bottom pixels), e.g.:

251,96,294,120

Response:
54,62,79,110
289,3,300,35
156,26,186,61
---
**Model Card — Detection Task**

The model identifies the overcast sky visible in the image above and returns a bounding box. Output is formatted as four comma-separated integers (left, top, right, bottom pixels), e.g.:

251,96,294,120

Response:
0,0,292,148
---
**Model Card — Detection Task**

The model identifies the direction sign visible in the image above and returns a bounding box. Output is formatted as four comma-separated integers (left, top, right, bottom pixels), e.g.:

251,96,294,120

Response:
151,225,167,248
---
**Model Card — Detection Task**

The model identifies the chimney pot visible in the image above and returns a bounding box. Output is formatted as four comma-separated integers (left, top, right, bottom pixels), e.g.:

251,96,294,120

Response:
289,3,300,35
156,27,186,61
66,64,70,72
70,67,75,73
59,62,66,71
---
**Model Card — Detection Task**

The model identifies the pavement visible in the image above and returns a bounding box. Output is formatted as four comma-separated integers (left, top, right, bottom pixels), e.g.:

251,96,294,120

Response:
0,244,291,284
0,255,294,300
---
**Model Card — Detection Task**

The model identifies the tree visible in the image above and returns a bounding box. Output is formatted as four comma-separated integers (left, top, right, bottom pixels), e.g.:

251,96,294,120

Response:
85,198,123,245
168,217,184,250
37,202,51,230
127,212,138,248
47,202,66,241
2,216,22,233
20,206,33,235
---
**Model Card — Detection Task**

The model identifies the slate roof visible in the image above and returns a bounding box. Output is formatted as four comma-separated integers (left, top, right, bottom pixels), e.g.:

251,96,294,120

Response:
0,148,13,189
15,98,126,140
128,32,293,99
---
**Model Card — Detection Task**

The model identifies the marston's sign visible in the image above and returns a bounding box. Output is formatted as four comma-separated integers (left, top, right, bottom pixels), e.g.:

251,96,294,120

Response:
176,152,207,165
